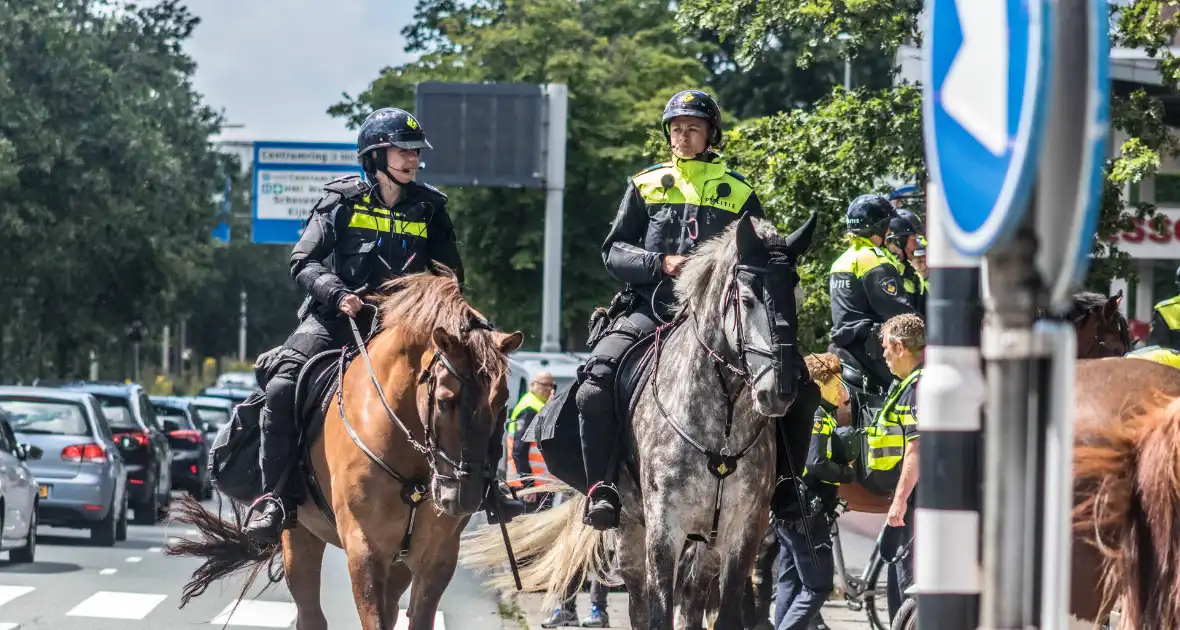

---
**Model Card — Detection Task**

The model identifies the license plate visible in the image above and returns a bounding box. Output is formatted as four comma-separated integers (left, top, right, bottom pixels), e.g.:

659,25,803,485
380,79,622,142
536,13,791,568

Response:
38,485,49,499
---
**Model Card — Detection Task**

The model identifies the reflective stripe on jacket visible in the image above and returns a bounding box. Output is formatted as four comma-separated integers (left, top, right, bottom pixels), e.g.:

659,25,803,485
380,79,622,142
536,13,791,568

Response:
506,392,549,488
866,367,922,473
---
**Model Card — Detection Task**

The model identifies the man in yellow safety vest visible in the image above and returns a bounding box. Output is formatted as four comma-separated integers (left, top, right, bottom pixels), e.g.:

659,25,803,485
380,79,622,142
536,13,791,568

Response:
506,372,556,508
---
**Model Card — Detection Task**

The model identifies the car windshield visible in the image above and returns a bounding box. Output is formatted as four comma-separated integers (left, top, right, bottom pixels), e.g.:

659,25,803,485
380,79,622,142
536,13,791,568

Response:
153,406,194,431
94,396,140,431
194,407,230,429
0,399,89,436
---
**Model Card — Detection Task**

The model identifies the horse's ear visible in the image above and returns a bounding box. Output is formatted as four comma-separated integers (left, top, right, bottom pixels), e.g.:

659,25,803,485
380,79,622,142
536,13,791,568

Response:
432,327,460,355
783,212,819,258
494,331,525,354
736,213,761,259
1105,291,1124,320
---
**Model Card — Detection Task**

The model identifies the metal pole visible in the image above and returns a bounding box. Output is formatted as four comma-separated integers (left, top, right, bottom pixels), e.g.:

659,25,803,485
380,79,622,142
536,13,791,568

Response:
238,290,248,363
980,210,1043,629
1036,320,1075,630
179,318,187,383
133,342,140,383
162,325,170,376
918,184,983,629
540,83,568,353
88,350,98,381
844,59,851,91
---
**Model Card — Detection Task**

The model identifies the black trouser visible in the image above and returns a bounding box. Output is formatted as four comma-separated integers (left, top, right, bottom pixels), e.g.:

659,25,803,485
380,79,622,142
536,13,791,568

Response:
559,576,609,614
885,497,916,622
576,304,659,489
774,515,835,630
835,342,894,393
261,313,351,499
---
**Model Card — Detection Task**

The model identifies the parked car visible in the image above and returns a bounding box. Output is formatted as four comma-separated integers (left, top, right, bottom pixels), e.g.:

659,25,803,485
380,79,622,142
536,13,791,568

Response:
150,397,212,499
60,383,172,525
214,372,258,390
0,387,126,549
198,386,254,407
185,396,235,443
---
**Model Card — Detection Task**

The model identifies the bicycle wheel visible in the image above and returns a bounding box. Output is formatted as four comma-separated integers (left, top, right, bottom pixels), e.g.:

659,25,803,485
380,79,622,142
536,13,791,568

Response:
890,597,917,630
861,553,892,630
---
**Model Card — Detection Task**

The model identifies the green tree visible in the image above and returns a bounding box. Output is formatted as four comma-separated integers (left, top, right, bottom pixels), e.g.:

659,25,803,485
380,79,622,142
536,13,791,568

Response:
331,0,709,349
0,0,225,380
677,0,1180,350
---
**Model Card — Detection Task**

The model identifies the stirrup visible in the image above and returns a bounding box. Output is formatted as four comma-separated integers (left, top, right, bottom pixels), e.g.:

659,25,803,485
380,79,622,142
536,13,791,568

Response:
587,481,620,504
247,493,288,525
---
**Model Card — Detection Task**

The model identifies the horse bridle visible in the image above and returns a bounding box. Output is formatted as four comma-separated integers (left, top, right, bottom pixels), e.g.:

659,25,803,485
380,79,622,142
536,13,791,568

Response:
1071,310,1130,358
651,260,797,548
337,306,491,487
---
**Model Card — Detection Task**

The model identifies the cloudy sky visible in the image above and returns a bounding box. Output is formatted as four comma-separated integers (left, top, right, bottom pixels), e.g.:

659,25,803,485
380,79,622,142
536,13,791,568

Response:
183,0,417,143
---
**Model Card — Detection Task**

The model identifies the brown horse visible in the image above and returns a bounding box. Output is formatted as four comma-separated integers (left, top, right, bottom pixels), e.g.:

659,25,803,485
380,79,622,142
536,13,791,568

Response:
1071,356,1180,628
837,291,1129,513
166,270,523,630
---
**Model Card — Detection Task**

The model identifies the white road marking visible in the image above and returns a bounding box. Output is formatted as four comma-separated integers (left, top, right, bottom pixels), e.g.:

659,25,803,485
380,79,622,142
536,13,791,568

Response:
66,592,167,620
393,611,444,630
0,586,34,608
125,556,142,563
147,546,162,552
99,568,118,576
209,600,297,627
0,622,20,630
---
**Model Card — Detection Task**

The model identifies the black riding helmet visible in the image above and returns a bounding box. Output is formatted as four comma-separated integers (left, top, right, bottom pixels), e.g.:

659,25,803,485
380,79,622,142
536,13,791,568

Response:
357,107,431,181
1174,264,1180,291
662,90,723,148
846,194,895,240
887,208,925,247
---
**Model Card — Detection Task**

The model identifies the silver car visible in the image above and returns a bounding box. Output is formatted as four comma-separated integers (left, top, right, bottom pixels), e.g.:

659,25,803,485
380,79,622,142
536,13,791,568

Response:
0,387,128,546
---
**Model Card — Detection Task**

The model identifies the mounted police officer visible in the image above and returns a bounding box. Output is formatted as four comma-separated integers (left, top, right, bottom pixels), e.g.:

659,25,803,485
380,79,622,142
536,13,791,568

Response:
243,107,467,546
828,194,916,393
578,89,765,531
885,209,927,313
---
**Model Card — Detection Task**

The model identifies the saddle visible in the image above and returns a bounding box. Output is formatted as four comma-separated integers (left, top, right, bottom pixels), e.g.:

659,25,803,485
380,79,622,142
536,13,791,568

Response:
207,312,379,519
526,327,666,494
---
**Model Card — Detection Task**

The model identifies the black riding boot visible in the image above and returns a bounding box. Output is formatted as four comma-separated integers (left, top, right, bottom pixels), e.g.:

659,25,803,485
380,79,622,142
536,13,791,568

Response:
244,375,299,547
577,378,621,530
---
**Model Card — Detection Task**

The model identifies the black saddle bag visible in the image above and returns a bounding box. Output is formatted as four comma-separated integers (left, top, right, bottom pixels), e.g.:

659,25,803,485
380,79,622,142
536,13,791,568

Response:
208,391,266,506
530,383,589,494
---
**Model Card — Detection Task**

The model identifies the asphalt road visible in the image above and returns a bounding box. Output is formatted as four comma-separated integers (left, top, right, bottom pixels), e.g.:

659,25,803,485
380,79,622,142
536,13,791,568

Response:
0,493,506,629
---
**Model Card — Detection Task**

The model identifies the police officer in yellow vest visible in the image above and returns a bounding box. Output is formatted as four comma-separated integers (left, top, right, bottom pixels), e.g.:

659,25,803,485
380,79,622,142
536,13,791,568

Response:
1148,266,1180,350
772,353,855,630
885,209,926,314
578,89,764,531
864,314,923,623
1126,344,1180,370
829,195,916,392
507,372,555,508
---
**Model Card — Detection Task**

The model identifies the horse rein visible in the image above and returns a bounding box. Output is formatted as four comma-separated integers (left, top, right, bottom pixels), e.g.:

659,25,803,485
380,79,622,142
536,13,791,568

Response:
331,305,487,560
650,263,783,548
1071,310,1130,358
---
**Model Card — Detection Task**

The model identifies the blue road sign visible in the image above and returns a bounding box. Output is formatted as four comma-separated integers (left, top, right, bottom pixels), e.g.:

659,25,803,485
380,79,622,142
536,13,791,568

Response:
923,0,1053,255
212,173,231,244
251,142,362,245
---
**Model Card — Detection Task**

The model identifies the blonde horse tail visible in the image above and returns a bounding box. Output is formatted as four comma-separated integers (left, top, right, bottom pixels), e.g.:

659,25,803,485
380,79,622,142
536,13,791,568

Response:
1074,393,1180,629
461,485,609,612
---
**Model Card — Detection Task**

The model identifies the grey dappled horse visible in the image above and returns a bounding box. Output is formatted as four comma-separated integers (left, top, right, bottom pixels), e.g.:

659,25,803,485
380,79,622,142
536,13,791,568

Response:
463,214,817,629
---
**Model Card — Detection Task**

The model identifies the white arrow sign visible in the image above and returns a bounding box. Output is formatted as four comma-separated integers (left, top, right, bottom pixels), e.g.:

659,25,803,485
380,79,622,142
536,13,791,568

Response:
941,0,1010,157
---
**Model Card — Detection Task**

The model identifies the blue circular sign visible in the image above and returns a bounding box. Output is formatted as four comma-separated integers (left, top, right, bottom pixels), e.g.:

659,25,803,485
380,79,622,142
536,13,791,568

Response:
923,0,1053,255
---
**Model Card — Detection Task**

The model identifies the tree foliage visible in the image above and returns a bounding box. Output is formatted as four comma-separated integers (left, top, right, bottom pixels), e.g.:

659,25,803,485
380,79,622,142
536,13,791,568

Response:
0,0,281,383
678,0,1180,348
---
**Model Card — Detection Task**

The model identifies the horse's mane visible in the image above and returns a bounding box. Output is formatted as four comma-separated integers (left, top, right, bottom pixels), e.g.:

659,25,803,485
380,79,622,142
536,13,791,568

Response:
376,266,509,387
673,217,788,313
1038,291,1123,324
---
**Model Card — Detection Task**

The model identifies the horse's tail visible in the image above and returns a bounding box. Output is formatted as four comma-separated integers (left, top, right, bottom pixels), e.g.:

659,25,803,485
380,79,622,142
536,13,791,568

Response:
460,485,610,612
164,494,283,609
1073,393,1180,629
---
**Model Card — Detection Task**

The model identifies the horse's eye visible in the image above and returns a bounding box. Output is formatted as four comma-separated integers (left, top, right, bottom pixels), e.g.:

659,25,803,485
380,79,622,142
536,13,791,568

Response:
742,295,756,309
437,398,456,413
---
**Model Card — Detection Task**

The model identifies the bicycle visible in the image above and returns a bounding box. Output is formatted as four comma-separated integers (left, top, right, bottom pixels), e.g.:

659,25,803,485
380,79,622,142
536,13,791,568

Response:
829,500,912,630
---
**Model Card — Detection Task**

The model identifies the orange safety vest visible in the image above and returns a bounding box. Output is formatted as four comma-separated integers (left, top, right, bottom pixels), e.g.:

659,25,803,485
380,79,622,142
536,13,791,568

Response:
506,392,549,488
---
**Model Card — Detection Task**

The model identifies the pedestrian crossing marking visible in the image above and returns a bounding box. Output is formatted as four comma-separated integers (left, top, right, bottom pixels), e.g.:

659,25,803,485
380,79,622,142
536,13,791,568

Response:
66,591,167,620
210,600,297,628
0,587,33,608
393,611,445,630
